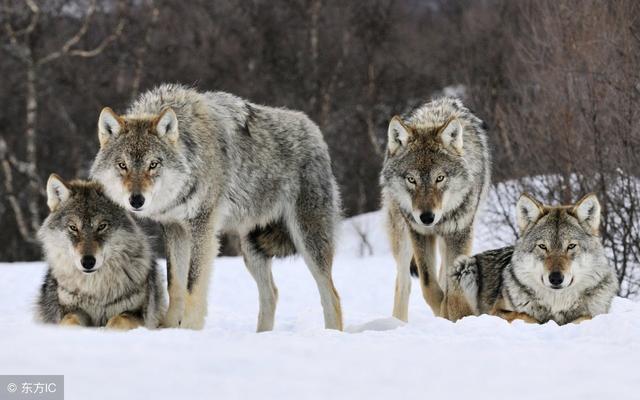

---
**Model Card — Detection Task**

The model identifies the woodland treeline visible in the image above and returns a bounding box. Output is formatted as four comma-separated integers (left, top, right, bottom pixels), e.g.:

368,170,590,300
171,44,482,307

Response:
1,0,638,295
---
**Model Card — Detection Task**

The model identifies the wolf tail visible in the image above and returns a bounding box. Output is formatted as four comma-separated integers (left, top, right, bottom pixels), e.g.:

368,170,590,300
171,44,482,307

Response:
248,220,297,258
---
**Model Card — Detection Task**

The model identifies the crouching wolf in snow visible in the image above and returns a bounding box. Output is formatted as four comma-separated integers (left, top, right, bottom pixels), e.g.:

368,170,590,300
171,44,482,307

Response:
91,84,342,331
37,176,166,329
381,98,490,321
447,193,618,324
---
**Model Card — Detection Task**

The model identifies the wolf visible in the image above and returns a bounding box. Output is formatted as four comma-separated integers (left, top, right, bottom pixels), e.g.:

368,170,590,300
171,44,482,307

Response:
381,97,491,321
447,193,619,325
90,84,342,331
36,175,166,329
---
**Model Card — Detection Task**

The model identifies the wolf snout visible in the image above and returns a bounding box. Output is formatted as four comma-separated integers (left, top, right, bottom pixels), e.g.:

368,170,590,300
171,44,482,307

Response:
548,271,564,288
81,255,97,272
129,194,145,210
419,211,435,225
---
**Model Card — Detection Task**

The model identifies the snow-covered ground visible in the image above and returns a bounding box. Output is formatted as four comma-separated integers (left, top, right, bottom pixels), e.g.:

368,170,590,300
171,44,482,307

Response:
1,211,639,400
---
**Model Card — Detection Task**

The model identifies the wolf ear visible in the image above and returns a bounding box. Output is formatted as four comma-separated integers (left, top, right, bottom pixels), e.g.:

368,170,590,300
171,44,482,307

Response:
98,107,123,147
387,116,412,155
439,118,464,153
46,174,71,212
516,193,544,234
155,108,179,143
573,193,601,234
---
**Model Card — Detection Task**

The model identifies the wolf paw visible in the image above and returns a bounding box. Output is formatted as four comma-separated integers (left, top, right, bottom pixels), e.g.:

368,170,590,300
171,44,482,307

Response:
59,313,85,327
161,300,184,328
106,314,142,330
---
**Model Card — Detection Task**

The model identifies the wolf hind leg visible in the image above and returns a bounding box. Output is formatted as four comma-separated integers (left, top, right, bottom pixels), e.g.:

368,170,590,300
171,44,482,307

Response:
445,256,478,321
106,313,143,330
60,311,91,327
287,206,343,331
241,235,278,332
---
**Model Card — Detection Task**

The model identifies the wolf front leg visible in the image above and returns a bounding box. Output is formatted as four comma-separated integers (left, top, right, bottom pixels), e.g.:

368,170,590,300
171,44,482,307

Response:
162,223,192,328
388,215,412,322
181,211,217,330
440,230,474,320
410,231,444,316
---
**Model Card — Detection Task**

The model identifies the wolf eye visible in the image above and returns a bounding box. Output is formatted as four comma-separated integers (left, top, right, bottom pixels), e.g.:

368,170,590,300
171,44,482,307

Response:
118,162,127,170
149,161,159,170
97,223,108,232
567,243,576,250
406,176,416,185
68,225,78,233
436,175,445,183
537,244,547,251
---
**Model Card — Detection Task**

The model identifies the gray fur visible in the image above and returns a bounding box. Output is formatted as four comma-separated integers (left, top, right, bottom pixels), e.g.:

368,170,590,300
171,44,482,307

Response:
36,179,166,328
449,195,618,325
381,97,491,321
90,84,343,331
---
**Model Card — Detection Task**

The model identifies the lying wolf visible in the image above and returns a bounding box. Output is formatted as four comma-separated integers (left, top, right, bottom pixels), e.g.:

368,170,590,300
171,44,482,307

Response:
447,193,618,324
91,84,342,331
37,175,166,329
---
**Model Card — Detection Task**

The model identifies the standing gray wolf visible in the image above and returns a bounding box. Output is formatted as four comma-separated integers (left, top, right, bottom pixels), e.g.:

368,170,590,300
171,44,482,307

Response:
381,97,490,321
447,193,618,324
37,175,166,329
90,84,342,331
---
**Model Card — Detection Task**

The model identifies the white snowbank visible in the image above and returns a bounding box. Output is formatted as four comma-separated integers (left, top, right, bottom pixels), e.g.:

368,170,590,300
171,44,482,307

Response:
1,211,639,400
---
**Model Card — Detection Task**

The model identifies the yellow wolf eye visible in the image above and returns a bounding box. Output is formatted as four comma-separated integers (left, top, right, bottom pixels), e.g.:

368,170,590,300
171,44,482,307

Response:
567,243,576,250
149,161,158,170
68,225,78,233
436,175,445,183
537,244,547,251
97,223,108,232
406,176,416,184
118,162,127,170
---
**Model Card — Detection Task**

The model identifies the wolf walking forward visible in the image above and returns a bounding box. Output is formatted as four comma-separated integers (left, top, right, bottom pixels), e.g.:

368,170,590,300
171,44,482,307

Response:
447,193,618,325
91,84,343,331
381,98,490,321
37,176,166,329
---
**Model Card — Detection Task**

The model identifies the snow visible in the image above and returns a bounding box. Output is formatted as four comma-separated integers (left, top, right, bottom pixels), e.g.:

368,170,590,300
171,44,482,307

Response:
1,211,639,400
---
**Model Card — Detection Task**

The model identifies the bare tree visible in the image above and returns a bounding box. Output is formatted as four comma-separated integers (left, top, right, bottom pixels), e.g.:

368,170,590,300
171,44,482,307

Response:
0,0,124,243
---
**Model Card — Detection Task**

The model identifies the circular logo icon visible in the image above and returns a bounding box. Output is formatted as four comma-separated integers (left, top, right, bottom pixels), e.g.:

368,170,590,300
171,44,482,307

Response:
6,383,17,393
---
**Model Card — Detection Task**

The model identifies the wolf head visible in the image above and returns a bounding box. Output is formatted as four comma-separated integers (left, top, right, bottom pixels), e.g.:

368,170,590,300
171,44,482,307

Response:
38,175,138,274
513,192,605,291
381,110,470,227
90,107,190,215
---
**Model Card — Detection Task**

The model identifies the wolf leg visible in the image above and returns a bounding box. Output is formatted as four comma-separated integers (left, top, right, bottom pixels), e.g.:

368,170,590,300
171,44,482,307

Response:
440,230,474,319
161,222,192,328
106,313,143,330
388,215,412,322
60,311,90,327
181,212,217,330
410,232,444,316
445,256,479,321
241,236,278,332
288,207,342,331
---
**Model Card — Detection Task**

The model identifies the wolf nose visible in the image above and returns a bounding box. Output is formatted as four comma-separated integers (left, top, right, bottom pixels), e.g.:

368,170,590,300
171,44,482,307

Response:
420,211,435,225
129,194,145,209
81,255,96,270
549,271,564,287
